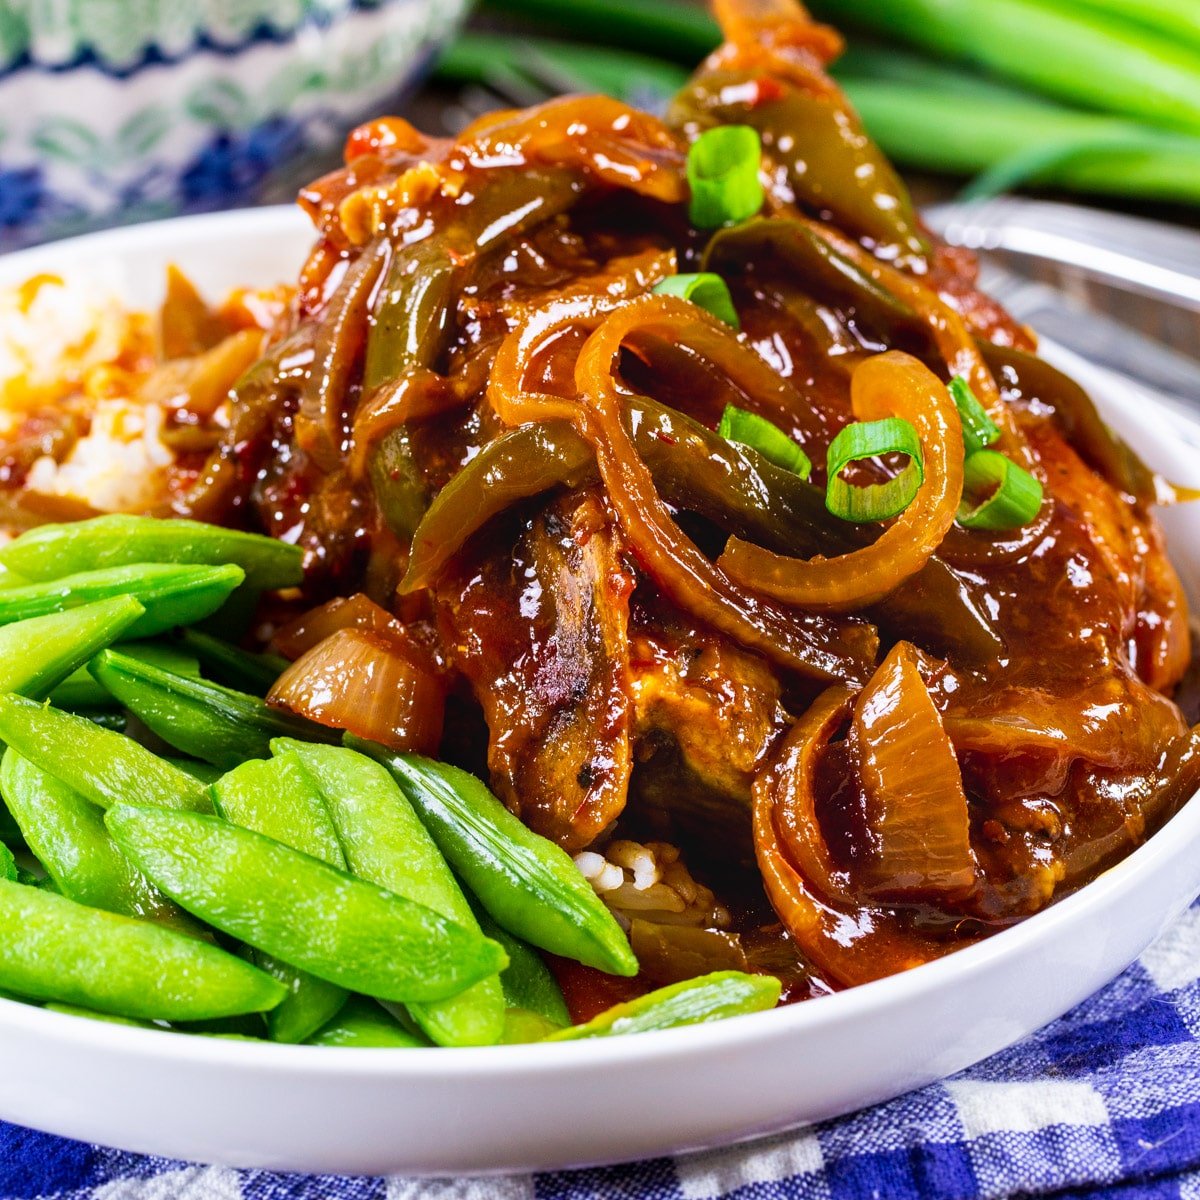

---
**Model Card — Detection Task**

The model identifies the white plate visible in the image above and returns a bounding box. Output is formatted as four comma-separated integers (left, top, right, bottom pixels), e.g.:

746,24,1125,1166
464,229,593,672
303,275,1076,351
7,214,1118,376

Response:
1,209,1198,1176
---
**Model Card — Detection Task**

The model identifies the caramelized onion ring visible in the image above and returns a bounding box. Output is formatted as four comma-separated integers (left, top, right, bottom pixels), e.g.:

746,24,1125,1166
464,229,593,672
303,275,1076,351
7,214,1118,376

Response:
489,293,878,683
719,351,964,610
754,688,971,987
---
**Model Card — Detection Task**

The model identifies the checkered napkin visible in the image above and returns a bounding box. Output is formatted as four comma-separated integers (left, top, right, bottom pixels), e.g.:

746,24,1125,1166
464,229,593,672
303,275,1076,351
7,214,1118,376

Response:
7,899,1200,1200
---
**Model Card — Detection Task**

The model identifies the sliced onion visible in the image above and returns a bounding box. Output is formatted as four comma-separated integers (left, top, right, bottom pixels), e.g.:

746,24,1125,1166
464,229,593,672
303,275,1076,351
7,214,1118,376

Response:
267,626,444,755
719,352,964,611
852,642,977,901
272,593,406,661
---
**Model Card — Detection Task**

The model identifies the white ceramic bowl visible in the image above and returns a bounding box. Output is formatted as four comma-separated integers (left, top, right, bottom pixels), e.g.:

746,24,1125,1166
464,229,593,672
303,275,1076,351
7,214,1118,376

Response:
0,208,1198,1175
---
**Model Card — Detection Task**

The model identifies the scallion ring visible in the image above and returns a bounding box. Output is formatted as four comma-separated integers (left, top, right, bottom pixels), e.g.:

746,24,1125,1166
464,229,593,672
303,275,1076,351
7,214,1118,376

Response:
958,450,1044,530
653,273,740,329
686,126,764,229
949,376,1001,456
718,405,812,478
825,417,924,523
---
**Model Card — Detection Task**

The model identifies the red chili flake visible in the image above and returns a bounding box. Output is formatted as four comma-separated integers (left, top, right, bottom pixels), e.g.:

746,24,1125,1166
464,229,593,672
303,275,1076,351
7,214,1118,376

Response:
749,77,786,107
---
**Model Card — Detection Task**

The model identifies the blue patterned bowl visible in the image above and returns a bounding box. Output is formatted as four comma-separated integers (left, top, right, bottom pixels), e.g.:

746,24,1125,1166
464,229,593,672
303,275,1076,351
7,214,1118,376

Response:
0,0,468,250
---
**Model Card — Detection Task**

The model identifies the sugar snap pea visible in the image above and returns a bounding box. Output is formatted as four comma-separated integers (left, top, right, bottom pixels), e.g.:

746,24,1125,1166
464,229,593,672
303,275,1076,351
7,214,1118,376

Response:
274,741,506,1047
0,878,284,1020
353,745,637,977
473,903,570,1031
105,803,508,1004
547,971,781,1040
0,842,15,883
0,514,303,590
178,629,288,695
306,995,430,1048
0,563,244,639
211,755,349,1043
89,650,338,769
0,597,145,700
0,750,197,932
51,639,201,711
0,693,211,813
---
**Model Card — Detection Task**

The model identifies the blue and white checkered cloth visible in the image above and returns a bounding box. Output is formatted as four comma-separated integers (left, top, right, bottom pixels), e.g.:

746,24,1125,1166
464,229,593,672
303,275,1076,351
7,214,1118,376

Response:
8,899,1200,1200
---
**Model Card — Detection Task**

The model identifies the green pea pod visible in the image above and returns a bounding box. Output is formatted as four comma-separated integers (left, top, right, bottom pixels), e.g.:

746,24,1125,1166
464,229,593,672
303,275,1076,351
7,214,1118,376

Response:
211,756,349,1043
43,1003,159,1028
0,878,284,1021
105,803,508,1004
472,902,570,1030
0,750,197,932
167,758,224,785
547,971,782,1041
0,514,303,590
306,996,430,1048
88,650,339,769
0,693,211,814
274,741,505,1048
0,563,244,639
51,639,201,710
178,629,288,696
502,1008,565,1044
0,842,15,883
0,596,145,701
353,745,637,977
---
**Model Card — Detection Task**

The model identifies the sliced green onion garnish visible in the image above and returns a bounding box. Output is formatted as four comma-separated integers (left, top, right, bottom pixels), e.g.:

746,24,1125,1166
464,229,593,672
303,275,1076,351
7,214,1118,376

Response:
686,126,764,229
718,405,812,478
949,376,1001,456
653,273,740,329
958,450,1043,531
826,417,924,523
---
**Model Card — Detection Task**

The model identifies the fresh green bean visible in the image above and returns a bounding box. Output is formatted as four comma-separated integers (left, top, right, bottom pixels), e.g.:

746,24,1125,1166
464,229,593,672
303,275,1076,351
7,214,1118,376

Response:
178,629,288,696
0,693,211,813
0,563,244,639
354,745,637,977
105,803,508,1004
547,971,781,1040
0,514,303,590
306,996,430,1048
0,597,145,700
0,878,284,1020
88,650,338,769
211,755,349,1043
275,741,506,1048
0,751,196,931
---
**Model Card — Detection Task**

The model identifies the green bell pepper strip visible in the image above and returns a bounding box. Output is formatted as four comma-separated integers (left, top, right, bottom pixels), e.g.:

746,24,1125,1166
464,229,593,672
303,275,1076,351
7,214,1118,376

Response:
0,692,211,814
178,629,288,696
669,68,928,267
0,514,303,591
210,755,349,1043
88,650,339,769
51,639,201,711
0,563,244,640
0,751,197,932
0,877,284,1021
401,397,1002,665
0,596,144,700
353,745,637,978
275,740,506,1048
547,971,781,1040
105,803,508,1004
306,995,430,1048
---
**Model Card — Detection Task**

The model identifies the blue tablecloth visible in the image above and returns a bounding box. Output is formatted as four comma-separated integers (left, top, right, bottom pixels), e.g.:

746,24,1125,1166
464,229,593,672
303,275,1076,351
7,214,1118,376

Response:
7,898,1200,1200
